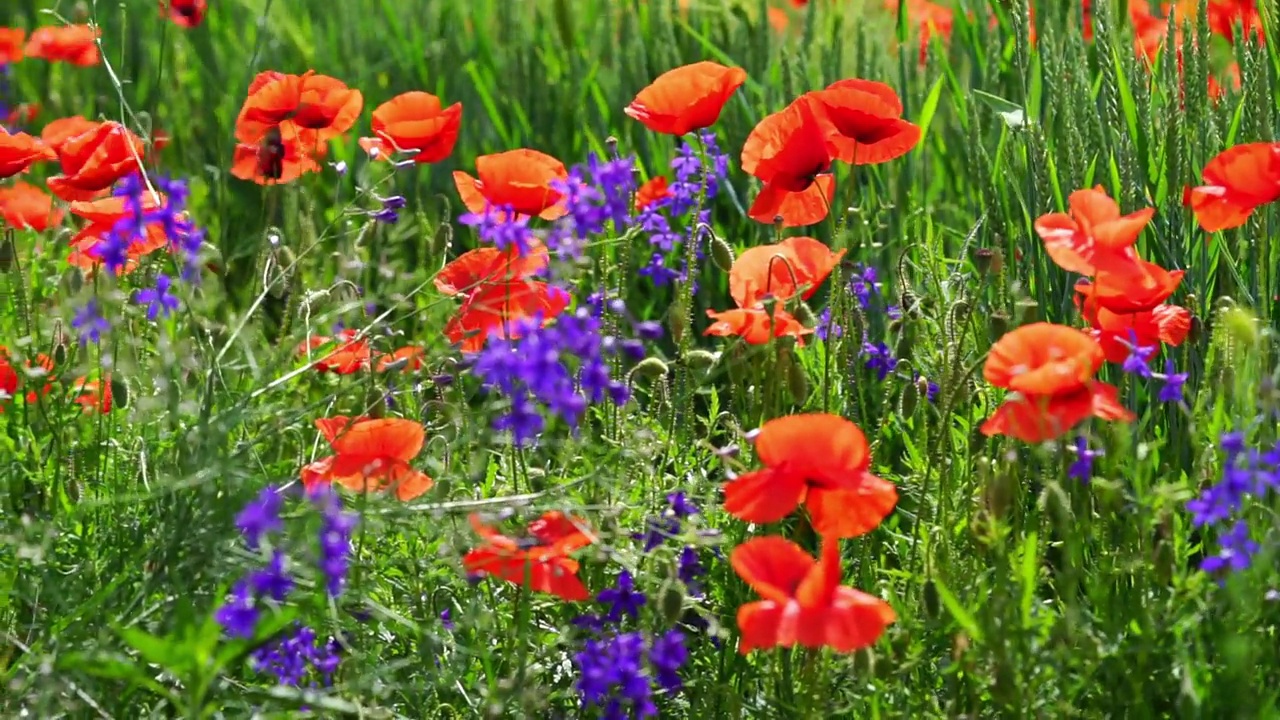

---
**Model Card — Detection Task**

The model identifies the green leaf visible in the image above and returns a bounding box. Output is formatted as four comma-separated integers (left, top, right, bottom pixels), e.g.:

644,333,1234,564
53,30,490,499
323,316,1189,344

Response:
972,89,1026,129
115,625,187,675
915,75,946,142
930,578,984,643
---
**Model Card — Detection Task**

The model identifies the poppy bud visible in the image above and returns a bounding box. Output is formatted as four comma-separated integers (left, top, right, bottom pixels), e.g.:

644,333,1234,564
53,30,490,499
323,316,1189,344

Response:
60,267,83,296
899,378,919,417
922,578,941,619
1214,295,1236,312
667,299,687,345
660,578,685,625
981,459,1015,522
894,325,915,361
110,376,129,409
52,340,68,366
710,235,735,273
0,230,13,273
431,223,453,259
631,357,670,380
794,302,817,327
1015,299,1039,326
900,289,921,317
973,247,1003,275
786,351,809,402
1222,306,1259,348
916,374,932,401
683,349,718,370
988,311,1010,341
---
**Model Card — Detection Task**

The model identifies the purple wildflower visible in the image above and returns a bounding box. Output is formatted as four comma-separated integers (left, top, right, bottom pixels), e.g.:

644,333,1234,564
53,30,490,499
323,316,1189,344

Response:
863,342,899,380
598,571,648,623
574,632,658,719
72,299,111,345
214,581,260,639
647,629,688,693
235,486,283,549
1200,519,1260,575
1067,435,1102,483
1120,330,1155,378
135,273,181,320
1157,359,1188,403
313,488,358,597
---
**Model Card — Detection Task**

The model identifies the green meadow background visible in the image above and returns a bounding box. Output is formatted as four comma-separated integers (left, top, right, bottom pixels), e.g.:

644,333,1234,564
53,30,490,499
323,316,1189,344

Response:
5,0,1280,717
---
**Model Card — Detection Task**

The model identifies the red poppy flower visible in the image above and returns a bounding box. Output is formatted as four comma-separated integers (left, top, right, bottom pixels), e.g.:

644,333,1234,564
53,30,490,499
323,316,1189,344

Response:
296,329,371,374
162,0,207,28
729,236,845,308
21,352,55,404
0,350,17,408
7,103,40,128
1184,142,1280,232
358,92,462,165
624,61,747,136
72,376,112,414
1034,186,1151,276
0,181,63,231
884,0,954,63
41,116,99,153
435,242,549,297
723,413,897,538
463,511,595,601
981,323,1134,443
47,121,145,201
731,536,896,654
453,149,570,221
704,306,813,346
65,193,170,275
635,176,672,210
230,131,322,185
444,280,571,353
234,70,363,148
0,129,56,178
24,25,100,66
375,346,426,372
300,416,434,501
741,98,835,227
804,80,920,166
1087,304,1192,365
1073,258,1183,315
0,28,25,65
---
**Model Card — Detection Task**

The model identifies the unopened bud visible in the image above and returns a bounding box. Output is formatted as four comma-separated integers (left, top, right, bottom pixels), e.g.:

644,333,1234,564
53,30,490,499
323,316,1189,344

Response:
982,462,1015,521
631,357,670,380
1015,299,1039,325
787,352,809,401
660,579,685,625
0,231,14,272
916,375,932,403
605,136,619,158
1189,314,1205,344
794,302,817,327
923,578,941,619
894,326,915,361
61,267,84,296
110,377,129,409
989,311,1010,341
900,378,919,417
710,235,735,273
683,349,718,370
1222,306,1259,347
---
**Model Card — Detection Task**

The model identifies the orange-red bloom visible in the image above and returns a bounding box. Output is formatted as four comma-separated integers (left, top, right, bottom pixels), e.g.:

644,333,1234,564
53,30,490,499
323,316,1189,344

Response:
0,129,56,178
884,0,954,63
1074,258,1184,315
741,99,835,227
730,236,845,308
804,79,920,166
453,149,570,221
41,116,99,153
359,91,462,164
1184,143,1280,232
0,28,25,65
723,414,897,538
72,376,112,414
296,329,372,374
230,130,322,185
624,61,747,136
635,176,672,210
162,0,208,28
1086,304,1192,364
66,193,170,275
981,323,1134,443
47,121,145,201
445,280,571,353
25,25,100,66
704,306,812,346
463,511,595,601
732,536,895,654
300,416,434,501
1034,186,1151,276
0,349,17,407
375,346,426,372
234,70,363,149
0,181,63,231
435,243,549,297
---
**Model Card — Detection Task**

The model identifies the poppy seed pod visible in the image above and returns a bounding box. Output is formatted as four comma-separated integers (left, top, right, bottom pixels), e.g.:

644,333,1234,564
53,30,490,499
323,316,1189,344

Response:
710,235,735,273
973,247,1003,275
